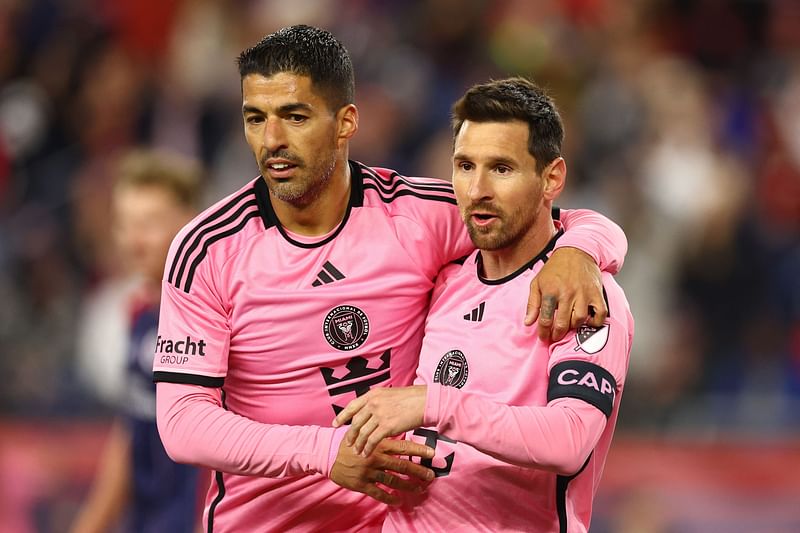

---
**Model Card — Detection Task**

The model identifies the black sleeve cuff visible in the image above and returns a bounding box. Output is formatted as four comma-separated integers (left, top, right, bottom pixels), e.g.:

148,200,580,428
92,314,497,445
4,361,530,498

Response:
153,371,224,388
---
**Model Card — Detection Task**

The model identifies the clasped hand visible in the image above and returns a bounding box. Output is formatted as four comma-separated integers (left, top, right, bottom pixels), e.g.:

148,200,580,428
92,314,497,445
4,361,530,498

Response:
332,385,427,457
329,386,431,504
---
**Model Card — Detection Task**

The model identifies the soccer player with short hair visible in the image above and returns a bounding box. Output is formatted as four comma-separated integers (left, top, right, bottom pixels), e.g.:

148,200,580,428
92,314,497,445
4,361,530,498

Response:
334,77,633,532
154,26,628,532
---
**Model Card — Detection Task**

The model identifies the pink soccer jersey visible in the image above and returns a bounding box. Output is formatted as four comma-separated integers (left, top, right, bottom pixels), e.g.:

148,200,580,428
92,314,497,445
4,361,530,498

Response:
385,230,634,533
152,161,628,532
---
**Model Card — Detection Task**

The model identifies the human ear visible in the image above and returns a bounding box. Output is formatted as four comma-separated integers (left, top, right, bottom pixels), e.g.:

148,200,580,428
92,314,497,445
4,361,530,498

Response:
542,157,566,200
336,104,359,143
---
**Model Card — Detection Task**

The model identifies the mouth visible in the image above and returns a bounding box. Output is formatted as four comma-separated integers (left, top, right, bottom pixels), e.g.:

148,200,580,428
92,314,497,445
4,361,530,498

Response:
263,159,299,179
469,211,499,227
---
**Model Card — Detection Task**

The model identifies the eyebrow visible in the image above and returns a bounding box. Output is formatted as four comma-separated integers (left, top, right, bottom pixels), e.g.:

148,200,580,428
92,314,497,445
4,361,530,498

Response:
278,103,313,114
488,156,518,167
453,152,518,167
242,103,314,115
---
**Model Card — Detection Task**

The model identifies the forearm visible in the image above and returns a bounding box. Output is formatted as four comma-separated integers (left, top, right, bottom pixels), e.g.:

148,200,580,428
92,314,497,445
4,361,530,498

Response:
156,382,341,478
557,208,627,273
70,420,131,533
425,384,607,475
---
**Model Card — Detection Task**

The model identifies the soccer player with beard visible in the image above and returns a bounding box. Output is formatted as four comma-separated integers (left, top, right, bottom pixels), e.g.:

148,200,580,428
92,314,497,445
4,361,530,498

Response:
334,78,633,532
154,26,628,532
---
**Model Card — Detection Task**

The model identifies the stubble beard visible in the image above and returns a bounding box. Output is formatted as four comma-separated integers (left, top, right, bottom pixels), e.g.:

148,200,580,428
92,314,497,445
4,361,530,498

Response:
263,150,338,208
463,204,532,251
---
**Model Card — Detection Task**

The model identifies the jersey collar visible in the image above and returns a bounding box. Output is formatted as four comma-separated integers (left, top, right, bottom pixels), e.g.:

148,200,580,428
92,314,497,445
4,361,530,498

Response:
476,227,565,285
252,161,365,248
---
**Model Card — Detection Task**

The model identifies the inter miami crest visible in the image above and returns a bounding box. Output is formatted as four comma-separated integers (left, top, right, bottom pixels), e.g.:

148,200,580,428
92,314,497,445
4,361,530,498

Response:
574,324,610,354
323,305,370,351
433,349,469,389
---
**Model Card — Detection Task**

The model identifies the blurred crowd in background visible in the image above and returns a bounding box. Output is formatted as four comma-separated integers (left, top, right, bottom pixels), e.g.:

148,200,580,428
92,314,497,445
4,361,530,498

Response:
2,1,800,531
1,0,800,434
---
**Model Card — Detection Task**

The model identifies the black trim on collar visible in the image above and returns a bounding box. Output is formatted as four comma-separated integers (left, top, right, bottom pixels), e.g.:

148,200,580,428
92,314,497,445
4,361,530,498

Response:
252,161,364,249
253,177,277,230
476,228,565,285
349,160,365,207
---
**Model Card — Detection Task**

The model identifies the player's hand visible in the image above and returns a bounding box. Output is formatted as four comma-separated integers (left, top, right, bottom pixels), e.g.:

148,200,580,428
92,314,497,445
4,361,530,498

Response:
525,246,607,341
332,386,427,457
329,437,434,505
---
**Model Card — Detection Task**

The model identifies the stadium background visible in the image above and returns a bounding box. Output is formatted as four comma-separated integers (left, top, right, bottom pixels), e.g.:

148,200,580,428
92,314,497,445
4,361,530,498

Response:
0,0,798,531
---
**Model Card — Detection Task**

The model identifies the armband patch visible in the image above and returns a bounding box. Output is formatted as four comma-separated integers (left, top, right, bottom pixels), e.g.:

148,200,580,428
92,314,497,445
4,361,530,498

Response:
548,361,616,418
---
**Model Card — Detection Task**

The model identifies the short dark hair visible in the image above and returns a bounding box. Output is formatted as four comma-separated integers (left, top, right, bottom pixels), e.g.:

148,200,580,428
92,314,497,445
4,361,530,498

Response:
451,77,563,173
237,25,354,112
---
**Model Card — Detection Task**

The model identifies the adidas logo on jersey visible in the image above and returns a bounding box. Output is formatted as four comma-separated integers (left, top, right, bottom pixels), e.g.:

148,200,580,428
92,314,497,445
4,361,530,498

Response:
463,302,485,321
312,261,346,287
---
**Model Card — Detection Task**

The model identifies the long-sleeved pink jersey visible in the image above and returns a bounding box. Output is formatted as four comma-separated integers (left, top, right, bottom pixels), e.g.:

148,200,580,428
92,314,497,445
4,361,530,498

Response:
153,161,628,532
385,233,634,533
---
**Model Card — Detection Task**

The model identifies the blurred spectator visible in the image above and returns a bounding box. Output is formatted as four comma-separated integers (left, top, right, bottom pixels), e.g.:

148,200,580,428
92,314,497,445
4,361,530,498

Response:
70,150,205,533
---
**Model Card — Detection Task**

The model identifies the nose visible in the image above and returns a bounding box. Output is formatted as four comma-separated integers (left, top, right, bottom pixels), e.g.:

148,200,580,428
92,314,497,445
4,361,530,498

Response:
263,116,288,153
467,170,492,203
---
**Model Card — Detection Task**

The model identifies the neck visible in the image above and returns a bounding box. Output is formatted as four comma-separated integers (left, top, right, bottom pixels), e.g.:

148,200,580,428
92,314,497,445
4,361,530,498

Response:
480,213,556,280
271,158,351,236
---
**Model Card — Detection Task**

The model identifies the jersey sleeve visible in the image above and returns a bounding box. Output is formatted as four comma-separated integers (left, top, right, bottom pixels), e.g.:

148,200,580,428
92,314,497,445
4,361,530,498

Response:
423,274,632,475
153,233,230,386
424,387,607,475
388,176,474,277
556,208,628,274
157,382,347,477
545,274,632,415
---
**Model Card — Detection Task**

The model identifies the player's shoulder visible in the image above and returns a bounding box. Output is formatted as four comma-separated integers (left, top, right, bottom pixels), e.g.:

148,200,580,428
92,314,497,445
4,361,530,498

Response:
165,178,265,293
433,251,477,290
355,161,456,213
428,252,478,312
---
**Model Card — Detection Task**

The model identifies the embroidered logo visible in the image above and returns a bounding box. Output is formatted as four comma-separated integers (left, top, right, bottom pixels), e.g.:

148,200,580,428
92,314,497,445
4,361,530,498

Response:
323,305,370,351
433,349,469,389
574,324,610,354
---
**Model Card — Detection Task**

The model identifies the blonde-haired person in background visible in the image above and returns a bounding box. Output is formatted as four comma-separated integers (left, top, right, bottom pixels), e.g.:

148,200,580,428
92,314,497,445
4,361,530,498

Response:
71,150,205,533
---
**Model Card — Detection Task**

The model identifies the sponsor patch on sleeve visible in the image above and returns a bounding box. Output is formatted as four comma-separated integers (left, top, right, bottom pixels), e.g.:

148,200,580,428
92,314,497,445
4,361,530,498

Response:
548,360,617,418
